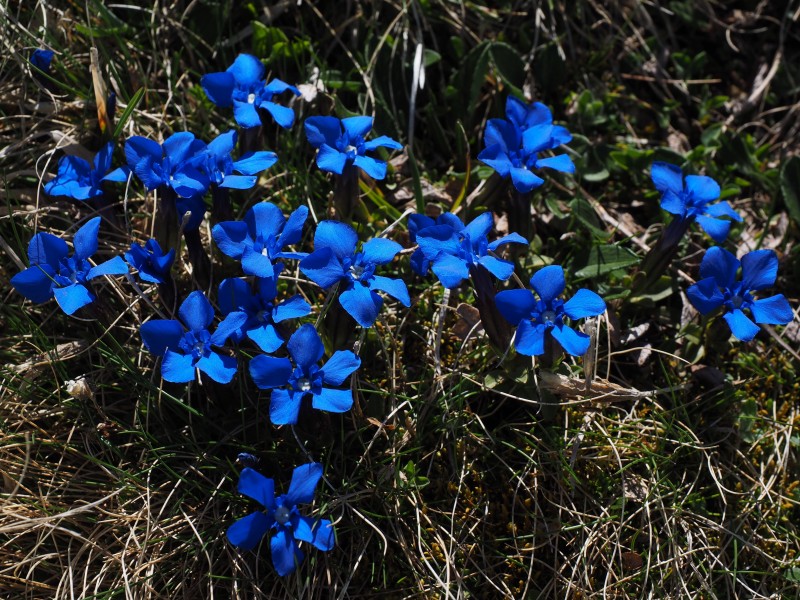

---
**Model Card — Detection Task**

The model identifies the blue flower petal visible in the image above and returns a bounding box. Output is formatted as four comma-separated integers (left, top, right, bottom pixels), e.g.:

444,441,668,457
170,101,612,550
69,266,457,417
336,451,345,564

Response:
416,226,460,260
179,290,214,331
487,232,527,251
369,275,410,306
247,202,285,241
233,151,278,175
650,162,684,195
226,511,270,550
196,352,238,384
563,289,606,320
741,249,778,292
316,144,348,175
482,119,513,152
261,101,295,129
477,144,512,178
241,246,279,279
353,154,387,180
28,232,69,268
292,514,315,543
227,53,265,87
551,323,591,356
699,247,739,290
86,256,129,279
340,283,383,327
264,78,299,96
286,462,322,505
685,175,720,202
277,205,309,250
686,277,725,315
133,159,165,191
320,350,361,385
477,255,514,280
53,283,94,315
73,217,100,260
723,308,760,341
363,135,402,151
660,190,686,215
342,116,373,139
124,136,162,169
233,100,262,129
170,166,209,198
530,265,565,303
273,295,312,322
287,324,324,370
248,323,285,353
514,320,546,356
299,247,346,289
522,123,555,153
161,350,196,383
140,320,184,355
509,166,545,193
495,289,536,326
695,215,731,243
305,116,342,148
314,220,358,260
270,529,304,577
361,238,402,265
312,387,354,414
212,221,250,259
751,294,793,325
219,175,256,190
463,212,494,243
211,311,249,346
206,130,237,158
11,265,55,303
163,132,201,165
270,388,302,425
430,254,469,289
310,518,335,551
237,467,275,509
535,153,574,174
249,355,293,389
103,166,130,183
705,200,742,222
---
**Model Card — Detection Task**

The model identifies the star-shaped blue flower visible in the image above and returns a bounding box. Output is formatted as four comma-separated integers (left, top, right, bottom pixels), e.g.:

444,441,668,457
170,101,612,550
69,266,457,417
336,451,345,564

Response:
651,162,742,243
201,54,299,129
31,49,54,74
227,463,335,577
218,274,312,352
495,265,606,356
249,324,361,425
44,142,117,201
304,116,402,180
194,130,278,189
212,202,308,279
125,239,175,284
299,221,410,328
415,212,527,289
686,247,792,341
139,291,247,384
10,217,129,315
407,212,464,276
478,97,574,193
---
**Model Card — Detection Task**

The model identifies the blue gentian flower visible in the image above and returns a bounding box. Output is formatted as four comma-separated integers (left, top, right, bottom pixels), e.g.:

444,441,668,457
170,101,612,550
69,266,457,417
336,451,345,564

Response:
31,49,54,74
176,195,207,232
124,239,175,284
495,265,606,356
11,217,128,315
407,212,463,276
139,290,247,384
109,133,209,198
201,54,299,129
686,247,792,341
212,202,309,279
218,274,312,352
478,97,574,193
249,324,360,425
415,212,527,289
651,162,742,243
194,130,278,189
299,221,410,328
304,116,402,180
227,464,335,577
44,142,116,201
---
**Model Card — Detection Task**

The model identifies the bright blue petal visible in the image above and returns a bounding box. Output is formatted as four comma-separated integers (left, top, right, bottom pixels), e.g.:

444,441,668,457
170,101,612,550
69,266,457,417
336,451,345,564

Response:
487,232,527,251
563,289,606,319
522,123,555,153
312,387,354,414
477,255,514,280
305,116,342,148
73,217,100,260
310,518,335,551
270,388,302,425
103,166,130,183
464,212,494,242
314,220,358,260
161,350,195,383
286,462,322,505
535,153,574,173
685,175,720,202
287,324,324,370
196,352,238,384
277,205,309,249
53,283,93,315
495,289,536,326
514,320,546,356
264,78,299,96
219,175,256,190
483,119,513,152
273,295,312,322
247,201,286,241
363,135,402,151
551,323,591,356
650,162,683,195
699,247,739,290
237,467,275,509
249,355,293,389
206,130,237,158
270,529,303,577
124,136,162,169
477,144,512,178
218,277,254,317
179,290,214,331
163,132,201,165
227,53,265,87
261,101,295,129
416,226,460,260
342,116,373,139
751,295,793,325
11,265,55,303
430,254,469,289
530,265,565,303
510,167,545,193
353,155,387,180
741,249,778,291
299,248,346,289
211,311,249,346
292,514,315,544
202,72,235,107
248,323,285,353
133,159,165,191
233,151,278,175
686,277,725,315
226,511,270,550
340,283,383,327
241,247,279,278
696,215,731,243
705,200,742,222
361,237,402,265
233,100,262,129
93,142,115,174
369,275,410,306
660,190,686,215
28,232,68,268
140,320,184,355
316,144,348,175
724,308,760,341
320,350,361,385
212,221,250,259
170,166,209,198
86,256,129,279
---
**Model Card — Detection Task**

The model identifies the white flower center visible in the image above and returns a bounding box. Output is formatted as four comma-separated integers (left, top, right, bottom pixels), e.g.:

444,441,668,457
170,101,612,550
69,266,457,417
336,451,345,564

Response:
349,264,364,279
247,93,256,104
297,377,312,392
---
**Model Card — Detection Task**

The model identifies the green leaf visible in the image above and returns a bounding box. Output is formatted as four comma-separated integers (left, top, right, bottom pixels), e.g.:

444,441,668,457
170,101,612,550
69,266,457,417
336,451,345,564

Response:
575,245,640,279
251,22,288,59
569,196,609,239
489,42,525,94
112,87,145,139
784,568,800,583
779,155,800,227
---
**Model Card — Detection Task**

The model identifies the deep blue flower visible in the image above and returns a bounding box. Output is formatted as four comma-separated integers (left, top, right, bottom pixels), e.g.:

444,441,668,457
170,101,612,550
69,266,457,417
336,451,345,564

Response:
212,202,309,279
407,212,463,276
227,464,335,576
299,221,410,327
194,130,278,189
31,48,54,75
108,133,209,198
10,217,128,315
686,247,792,341
478,97,574,193
139,290,247,384
249,324,360,425
44,142,116,201
175,195,207,232
415,212,527,289
124,239,175,284
304,116,402,180
201,54,299,129
218,274,312,352
495,265,606,356
651,162,742,242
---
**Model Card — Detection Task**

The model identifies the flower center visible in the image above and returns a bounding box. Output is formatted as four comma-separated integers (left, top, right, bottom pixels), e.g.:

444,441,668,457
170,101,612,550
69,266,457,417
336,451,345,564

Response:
731,295,744,309
350,263,364,279
542,310,557,323
297,377,312,392
247,92,256,104
274,505,291,525
193,341,206,355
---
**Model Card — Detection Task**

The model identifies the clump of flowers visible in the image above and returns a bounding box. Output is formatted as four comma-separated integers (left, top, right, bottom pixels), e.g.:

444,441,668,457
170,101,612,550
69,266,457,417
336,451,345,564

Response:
44,142,119,201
